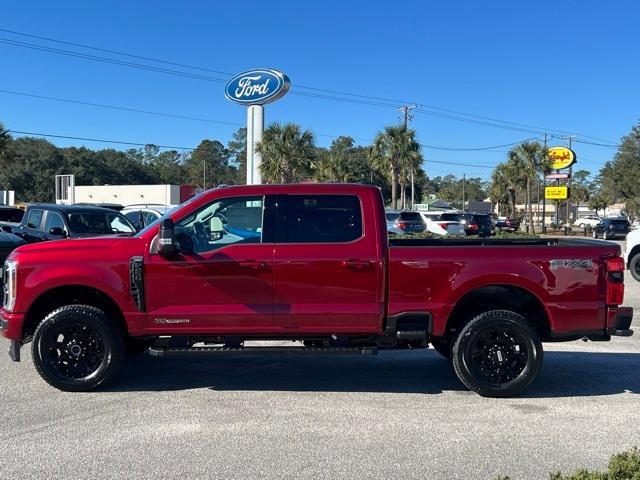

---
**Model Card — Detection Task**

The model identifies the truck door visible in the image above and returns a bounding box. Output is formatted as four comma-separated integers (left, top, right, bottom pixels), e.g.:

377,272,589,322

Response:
144,195,275,334
21,208,46,242
273,194,382,334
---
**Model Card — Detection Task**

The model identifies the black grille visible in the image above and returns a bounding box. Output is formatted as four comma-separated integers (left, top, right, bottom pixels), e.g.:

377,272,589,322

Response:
129,256,145,312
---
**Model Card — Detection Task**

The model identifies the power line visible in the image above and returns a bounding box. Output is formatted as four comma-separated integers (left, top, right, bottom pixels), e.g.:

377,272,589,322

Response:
1,88,541,152
0,26,620,143
8,130,196,150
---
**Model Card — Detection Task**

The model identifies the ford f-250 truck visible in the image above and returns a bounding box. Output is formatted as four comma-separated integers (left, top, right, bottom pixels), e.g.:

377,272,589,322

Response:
0,184,633,397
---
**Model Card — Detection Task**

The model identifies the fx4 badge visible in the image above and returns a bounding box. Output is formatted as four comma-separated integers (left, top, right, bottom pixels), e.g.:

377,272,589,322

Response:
550,259,593,270
154,318,191,324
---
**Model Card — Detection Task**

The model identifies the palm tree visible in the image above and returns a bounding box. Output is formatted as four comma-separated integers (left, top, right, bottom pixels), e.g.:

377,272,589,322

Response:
369,126,422,209
507,141,547,234
489,163,513,216
255,123,316,183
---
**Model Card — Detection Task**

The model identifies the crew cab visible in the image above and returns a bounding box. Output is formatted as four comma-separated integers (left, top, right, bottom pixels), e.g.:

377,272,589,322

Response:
0,184,633,397
6,203,136,243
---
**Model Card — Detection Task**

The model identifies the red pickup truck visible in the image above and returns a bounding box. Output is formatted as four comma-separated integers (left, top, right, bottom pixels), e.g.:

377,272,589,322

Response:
0,184,633,396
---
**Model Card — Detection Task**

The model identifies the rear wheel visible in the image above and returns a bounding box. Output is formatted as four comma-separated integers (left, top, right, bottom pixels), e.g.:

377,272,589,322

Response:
31,305,125,391
630,253,640,282
452,310,543,398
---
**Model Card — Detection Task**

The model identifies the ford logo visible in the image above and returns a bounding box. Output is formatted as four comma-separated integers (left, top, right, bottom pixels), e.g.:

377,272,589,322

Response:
225,68,291,105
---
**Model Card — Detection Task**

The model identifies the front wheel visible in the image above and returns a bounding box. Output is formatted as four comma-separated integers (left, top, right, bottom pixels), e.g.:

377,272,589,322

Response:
452,310,543,397
603,230,611,240
592,230,598,239
32,305,125,391
630,253,640,282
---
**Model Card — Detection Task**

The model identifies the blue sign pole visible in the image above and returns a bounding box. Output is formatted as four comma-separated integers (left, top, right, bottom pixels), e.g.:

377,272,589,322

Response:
225,68,290,185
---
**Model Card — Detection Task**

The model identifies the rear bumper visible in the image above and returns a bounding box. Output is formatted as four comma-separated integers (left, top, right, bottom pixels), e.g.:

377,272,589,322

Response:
606,307,634,337
0,309,25,341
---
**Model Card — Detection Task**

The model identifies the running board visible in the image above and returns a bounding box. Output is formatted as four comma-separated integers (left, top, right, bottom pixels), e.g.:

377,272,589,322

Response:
148,346,378,357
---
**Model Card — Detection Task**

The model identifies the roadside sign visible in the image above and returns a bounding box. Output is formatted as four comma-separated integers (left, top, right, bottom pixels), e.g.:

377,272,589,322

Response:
545,186,568,200
547,146,576,170
546,173,570,180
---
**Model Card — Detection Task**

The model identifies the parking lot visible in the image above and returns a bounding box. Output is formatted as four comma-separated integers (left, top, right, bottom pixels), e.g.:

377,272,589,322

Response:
0,250,638,480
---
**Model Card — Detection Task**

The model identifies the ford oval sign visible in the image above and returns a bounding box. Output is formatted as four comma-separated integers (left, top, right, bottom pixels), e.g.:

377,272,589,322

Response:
225,68,290,105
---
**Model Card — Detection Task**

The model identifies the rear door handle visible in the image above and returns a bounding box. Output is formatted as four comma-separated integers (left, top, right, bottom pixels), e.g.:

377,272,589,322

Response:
239,260,267,270
342,259,373,270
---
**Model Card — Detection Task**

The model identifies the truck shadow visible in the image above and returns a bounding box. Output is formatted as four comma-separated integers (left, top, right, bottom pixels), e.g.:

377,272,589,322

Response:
107,349,640,398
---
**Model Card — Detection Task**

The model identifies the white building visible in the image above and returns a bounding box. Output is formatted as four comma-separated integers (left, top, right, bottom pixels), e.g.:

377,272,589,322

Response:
73,184,195,206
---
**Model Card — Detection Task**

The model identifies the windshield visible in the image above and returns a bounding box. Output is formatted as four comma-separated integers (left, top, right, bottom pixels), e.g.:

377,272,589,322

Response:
385,212,400,222
66,211,136,234
0,208,24,223
440,213,461,222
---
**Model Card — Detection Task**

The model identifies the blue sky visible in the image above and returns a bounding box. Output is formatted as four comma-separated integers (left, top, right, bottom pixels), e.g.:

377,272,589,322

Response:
1,0,638,181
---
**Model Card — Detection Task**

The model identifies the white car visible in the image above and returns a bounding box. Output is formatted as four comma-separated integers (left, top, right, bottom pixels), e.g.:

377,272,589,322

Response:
574,215,602,228
624,226,640,281
419,211,465,236
121,204,176,230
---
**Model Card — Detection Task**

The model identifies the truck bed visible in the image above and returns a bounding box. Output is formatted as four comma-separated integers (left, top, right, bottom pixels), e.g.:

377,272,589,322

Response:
389,237,612,248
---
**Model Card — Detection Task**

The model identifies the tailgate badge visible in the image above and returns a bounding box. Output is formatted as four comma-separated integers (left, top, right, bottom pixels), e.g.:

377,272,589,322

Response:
550,259,592,270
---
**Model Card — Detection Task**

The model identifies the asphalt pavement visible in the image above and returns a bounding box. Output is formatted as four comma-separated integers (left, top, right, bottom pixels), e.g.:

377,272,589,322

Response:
1,248,639,479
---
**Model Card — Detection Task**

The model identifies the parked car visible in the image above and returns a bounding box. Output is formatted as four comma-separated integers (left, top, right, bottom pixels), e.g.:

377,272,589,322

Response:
495,217,520,232
459,213,494,236
592,218,630,240
0,206,26,233
419,211,465,236
1,183,632,397
624,227,640,282
0,230,26,266
9,204,136,243
388,211,426,234
122,204,176,231
385,210,401,232
574,215,602,228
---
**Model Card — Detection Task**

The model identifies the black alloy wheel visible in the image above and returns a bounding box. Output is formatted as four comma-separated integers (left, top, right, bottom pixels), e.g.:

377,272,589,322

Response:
452,310,543,397
32,305,125,391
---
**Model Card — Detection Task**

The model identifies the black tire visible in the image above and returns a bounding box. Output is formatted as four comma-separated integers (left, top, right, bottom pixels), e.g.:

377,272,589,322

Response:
452,310,543,398
31,305,125,392
431,339,451,359
603,230,610,240
592,230,598,239
630,253,640,282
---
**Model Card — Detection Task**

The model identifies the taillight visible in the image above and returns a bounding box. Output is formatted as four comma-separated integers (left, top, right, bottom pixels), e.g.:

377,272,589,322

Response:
469,223,478,231
395,221,406,230
605,257,625,306
437,222,449,230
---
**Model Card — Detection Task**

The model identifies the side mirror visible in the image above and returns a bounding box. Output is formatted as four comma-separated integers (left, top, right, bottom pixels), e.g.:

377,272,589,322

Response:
49,227,67,237
158,218,176,256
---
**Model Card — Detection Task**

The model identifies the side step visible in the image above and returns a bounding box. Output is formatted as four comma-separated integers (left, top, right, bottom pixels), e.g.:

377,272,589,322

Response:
149,346,378,357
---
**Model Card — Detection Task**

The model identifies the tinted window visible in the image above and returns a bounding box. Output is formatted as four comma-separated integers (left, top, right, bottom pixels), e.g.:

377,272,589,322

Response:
385,212,400,222
125,211,143,230
611,220,629,227
175,196,263,253
440,213,461,222
44,212,66,231
399,211,423,222
0,208,24,223
26,209,44,230
284,195,362,243
66,211,136,234
475,215,492,225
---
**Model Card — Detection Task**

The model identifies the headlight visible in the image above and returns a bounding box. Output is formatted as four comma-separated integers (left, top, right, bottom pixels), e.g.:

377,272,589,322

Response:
3,260,17,312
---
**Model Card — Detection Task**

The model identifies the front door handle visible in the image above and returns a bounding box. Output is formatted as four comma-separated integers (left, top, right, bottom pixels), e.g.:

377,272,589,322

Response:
239,260,267,270
342,259,373,270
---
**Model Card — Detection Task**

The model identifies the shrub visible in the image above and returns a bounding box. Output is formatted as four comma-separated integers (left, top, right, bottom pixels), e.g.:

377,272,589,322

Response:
496,447,640,480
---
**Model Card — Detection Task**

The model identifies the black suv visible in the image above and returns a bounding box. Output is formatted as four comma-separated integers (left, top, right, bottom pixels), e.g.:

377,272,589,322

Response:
460,213,494,236
592,218,630,240
11,204,136,243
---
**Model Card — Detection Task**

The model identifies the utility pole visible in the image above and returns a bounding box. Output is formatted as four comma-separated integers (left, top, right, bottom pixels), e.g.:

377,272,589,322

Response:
542,133,547,233
203,158,206,190
462,173,466,210
399,104,417,209
563,135,577,226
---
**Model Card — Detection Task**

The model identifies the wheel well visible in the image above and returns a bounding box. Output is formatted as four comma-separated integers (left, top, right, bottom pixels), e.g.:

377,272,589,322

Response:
445,285,550,340
22,285,127,341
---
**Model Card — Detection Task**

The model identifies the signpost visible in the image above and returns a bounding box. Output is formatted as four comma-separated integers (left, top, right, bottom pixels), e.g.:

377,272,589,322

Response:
225,68,291,185
546,146,577,227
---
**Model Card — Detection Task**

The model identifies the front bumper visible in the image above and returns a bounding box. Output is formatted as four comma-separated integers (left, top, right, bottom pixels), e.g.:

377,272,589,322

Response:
606,307,634,337
0,309,25,341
